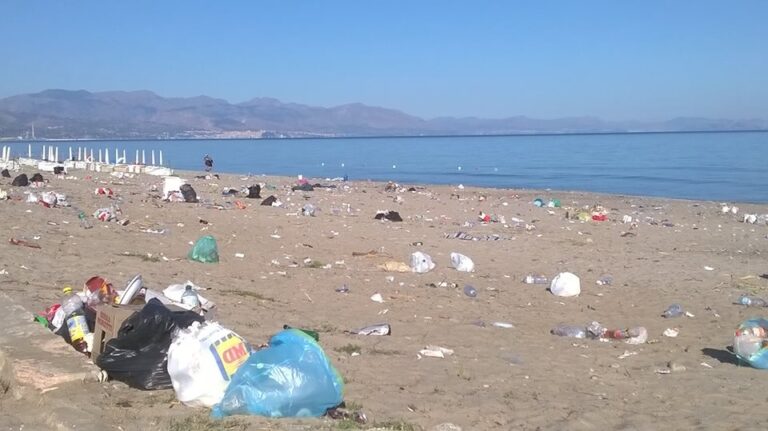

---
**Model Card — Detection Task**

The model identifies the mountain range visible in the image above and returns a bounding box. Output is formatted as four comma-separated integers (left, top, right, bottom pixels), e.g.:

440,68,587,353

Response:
0,89,765,140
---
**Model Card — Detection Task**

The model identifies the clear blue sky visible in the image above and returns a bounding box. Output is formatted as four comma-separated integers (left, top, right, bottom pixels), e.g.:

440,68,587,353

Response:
1,1,766,121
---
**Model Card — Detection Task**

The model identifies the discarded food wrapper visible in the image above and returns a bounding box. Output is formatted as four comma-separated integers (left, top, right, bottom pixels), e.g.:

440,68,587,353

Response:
379,261,411,273
350,323,391,336
419,345,454,358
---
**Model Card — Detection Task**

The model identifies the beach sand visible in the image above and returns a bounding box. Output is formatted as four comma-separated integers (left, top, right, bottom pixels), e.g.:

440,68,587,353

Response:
0,167,766,431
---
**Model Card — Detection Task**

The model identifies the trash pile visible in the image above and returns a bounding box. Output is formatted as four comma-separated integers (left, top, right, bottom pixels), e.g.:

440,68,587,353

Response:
32,273,347,419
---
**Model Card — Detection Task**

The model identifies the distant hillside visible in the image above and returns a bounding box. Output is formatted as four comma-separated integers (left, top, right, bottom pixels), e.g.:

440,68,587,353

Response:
0,89,765,139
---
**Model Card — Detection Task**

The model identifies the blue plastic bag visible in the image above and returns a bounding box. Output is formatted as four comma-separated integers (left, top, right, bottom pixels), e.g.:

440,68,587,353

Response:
734,318,768,369
188,235,219,263
211,329,344,418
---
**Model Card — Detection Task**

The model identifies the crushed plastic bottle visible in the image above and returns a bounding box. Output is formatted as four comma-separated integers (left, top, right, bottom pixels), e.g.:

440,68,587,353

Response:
551,324,586,338
524,274,549,284
463,285,478,298
735,294,768,308
662,303,684,318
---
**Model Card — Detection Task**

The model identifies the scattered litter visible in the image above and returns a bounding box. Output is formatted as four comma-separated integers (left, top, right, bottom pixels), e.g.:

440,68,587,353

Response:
419,345,454,358
410,251,435,273
492,322,514,329
663,328,679,337
618,350,638,359
550,272,581,297
450,252,475,272
370,293,384,303
348,323,391,336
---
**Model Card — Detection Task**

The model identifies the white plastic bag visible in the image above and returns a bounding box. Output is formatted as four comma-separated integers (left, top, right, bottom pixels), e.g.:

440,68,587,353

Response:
550,272,581,297
450,252,475,272
162,176,186,200
167,321,251,407
410,251,435,273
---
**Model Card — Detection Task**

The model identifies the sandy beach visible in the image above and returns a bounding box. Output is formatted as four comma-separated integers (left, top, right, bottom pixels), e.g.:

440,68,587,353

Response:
1,166,767,431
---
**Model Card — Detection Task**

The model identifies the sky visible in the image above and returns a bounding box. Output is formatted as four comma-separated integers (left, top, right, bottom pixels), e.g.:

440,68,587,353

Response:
0,1,766,121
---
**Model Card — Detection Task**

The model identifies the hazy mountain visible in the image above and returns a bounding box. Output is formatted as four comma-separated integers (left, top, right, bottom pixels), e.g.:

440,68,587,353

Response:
0,89,765,139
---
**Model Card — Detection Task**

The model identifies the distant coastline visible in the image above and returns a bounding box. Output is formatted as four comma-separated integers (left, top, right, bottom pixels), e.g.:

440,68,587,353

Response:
1,128,766,144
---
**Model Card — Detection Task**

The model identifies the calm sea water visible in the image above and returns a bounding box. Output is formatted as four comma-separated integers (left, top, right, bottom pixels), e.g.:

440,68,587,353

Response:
10,131,768,203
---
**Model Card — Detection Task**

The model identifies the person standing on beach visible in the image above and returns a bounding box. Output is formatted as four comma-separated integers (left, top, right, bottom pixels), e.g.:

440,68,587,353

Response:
203,154,214,172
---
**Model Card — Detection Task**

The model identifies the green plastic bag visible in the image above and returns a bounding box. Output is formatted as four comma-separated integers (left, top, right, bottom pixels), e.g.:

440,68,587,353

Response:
188,235,219,263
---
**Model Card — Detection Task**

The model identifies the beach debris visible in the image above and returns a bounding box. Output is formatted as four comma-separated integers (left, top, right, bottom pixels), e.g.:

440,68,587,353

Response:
444,231,508,241
450,252,475,272
370,293,384,303
617,350,637,360
704,266,715,271
335,285,349,294
550,272,581,297
662,303,684,318
596,275,613,286
374,210,402,222
410,251,436,273
663,328,679,337
348,323,391,336
188,235,219,263
492,322,514,329
379,261,411,272
419,345,454,358
8,238,41,249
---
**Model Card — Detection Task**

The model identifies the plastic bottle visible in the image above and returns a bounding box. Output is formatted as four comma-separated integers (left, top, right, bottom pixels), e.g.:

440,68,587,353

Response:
66,310,90,355
551,324,586,338
736,295,768,307
61,287,90,355
463,285,478,298
78,211,93,229
181,284,201,310
524,274,549,284
662,303,684,318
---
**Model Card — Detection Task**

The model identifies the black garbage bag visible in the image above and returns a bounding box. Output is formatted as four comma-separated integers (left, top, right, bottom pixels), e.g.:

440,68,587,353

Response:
11,174,28,186
291,183,314,192
247,185,261,199
374,210,403,222
261,195,277,206
95,298,203,390
1,169,10,178
179,184,198,203
53,166,65,175
30,173,44,183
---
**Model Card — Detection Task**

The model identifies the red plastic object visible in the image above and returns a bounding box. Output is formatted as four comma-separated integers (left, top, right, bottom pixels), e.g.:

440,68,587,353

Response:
592,214,607,222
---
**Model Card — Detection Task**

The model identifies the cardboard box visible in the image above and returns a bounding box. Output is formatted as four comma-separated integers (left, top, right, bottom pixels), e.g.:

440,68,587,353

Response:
91,304,143,360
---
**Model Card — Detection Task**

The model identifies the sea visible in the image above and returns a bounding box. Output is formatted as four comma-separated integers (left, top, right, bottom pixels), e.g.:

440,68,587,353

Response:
8,131,768,203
